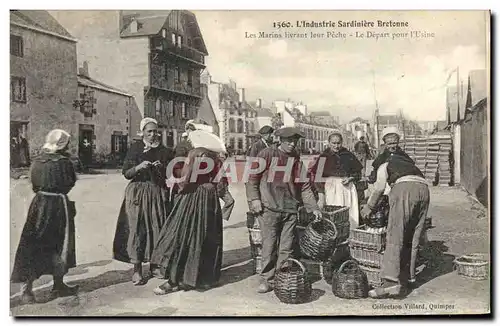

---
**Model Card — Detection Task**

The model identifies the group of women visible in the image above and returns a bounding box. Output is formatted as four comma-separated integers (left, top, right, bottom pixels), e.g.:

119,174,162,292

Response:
12,117,230,305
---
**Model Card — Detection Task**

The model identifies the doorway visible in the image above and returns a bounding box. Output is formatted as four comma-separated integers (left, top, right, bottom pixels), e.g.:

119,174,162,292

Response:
79,124,95,167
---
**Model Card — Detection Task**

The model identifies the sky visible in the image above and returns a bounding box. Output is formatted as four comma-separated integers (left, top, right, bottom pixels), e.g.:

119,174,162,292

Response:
193,10,488,123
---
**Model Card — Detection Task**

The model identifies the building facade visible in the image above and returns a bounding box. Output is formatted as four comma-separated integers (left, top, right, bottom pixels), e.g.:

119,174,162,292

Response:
10,10,78,165
75,63,139,167
274,100,355,153
50,10,208,148
203,73,257,154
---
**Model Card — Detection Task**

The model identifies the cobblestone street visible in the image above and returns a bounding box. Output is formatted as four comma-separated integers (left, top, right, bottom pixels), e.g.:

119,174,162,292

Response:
10,172,490,316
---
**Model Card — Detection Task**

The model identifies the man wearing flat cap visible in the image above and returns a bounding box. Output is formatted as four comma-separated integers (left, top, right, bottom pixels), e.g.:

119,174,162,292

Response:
361,126,430,298
247,127,321,293
247,125,275,158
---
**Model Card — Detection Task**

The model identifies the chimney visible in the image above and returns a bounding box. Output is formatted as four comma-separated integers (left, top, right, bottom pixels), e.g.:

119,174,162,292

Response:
79,61,89,78
130,18,138,33
238,88,245,103
257,98,262,108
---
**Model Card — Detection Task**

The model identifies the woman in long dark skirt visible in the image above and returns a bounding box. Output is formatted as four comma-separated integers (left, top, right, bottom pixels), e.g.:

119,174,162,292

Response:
113,118,174,285
11,129,78,305
151,147,224,295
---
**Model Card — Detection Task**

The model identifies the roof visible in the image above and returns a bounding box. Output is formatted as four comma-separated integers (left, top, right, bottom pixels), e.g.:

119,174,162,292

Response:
467,69,487,108
446,86,467,123
120,14,171,38
309,111,331,117
77,74,132,97
349,117,369,124
255,107,274,117
10,10,76,41
119,10,208,55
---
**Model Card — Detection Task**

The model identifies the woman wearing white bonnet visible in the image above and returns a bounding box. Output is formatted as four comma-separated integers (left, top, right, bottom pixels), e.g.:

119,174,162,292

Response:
11,129,79,304
112,117,174,285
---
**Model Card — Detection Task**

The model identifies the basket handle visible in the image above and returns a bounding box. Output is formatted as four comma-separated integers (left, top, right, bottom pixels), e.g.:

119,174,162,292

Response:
319,218,338,239
338,259,359,274
279,258,307,274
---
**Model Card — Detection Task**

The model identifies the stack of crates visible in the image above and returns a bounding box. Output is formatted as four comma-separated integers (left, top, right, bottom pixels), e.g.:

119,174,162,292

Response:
348,225,387,288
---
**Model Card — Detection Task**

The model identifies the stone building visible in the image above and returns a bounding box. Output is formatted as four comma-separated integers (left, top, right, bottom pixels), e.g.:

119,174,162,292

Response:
75,62,140,167
10,10,78,166
50,10,208,148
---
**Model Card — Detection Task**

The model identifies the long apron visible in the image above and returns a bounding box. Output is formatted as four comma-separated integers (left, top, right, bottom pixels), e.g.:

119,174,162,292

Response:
324,176,359,229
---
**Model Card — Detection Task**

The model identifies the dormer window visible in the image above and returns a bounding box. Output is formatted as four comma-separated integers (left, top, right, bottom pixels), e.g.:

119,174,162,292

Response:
171,33,176,45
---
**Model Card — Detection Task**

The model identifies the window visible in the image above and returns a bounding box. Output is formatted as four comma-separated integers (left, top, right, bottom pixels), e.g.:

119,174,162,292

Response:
174,67,180,83
11,76,26,103
167,100,174,117
228,118,235,133
164,64,169,80
181,102,187,118
237,138,243,150
237,119,244,133
187,38,192,47
155,98,162,117
229,138,235,149
162,29,167,39
171,33,176,45
10,35,23,57
187,69,193,87
177,35,183,48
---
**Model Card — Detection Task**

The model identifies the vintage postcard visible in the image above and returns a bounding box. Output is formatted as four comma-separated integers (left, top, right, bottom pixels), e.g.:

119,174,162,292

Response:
9,9,490,316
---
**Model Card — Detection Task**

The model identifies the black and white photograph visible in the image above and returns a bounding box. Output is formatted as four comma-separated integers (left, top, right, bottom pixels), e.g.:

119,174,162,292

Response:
8,9,490,316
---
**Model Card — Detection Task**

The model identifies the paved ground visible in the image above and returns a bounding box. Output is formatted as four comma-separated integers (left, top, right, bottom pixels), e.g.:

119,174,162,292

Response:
9,171,490,316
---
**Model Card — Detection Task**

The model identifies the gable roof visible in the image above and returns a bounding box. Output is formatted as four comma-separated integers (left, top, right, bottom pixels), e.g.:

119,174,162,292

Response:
120,13,171,38
77,74,132,97
10,10,76,41
119,10,208,55
349,117,369,124
255,107,274,117
467,69,487,108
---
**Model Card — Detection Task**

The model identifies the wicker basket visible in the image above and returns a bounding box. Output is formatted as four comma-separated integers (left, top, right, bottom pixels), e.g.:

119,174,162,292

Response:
349,246,384,268
322,241,351,285
358,265,383,288
323,205,350,225
246,212,260,229
331,260,369,299
298,206,315,227
349,225,386,252
300,258,322,283
454,253,489,280
274,258,312,304
248,228,262,245
300,218,338,261
335,221,350,245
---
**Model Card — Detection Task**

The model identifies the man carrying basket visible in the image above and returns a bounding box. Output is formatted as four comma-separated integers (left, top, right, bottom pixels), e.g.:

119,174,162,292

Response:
361,127,430,298
247,127,322,293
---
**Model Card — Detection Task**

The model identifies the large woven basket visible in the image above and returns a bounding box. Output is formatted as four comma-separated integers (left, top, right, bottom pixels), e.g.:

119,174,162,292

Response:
246,212,260,229
323,205,350,225
248,228,262,245
349,246,384,268
300,218,338,261
358,265,382,288
335,221,350,245
349,225,386,252
322,241,351,285
331,260,369,299
274,258,312,304
454,253,489,280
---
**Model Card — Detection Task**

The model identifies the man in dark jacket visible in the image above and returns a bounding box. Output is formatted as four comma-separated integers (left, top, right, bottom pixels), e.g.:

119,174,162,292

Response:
247,127,321,293
354,136,371,174
361,127,430,298
247,125,274,157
